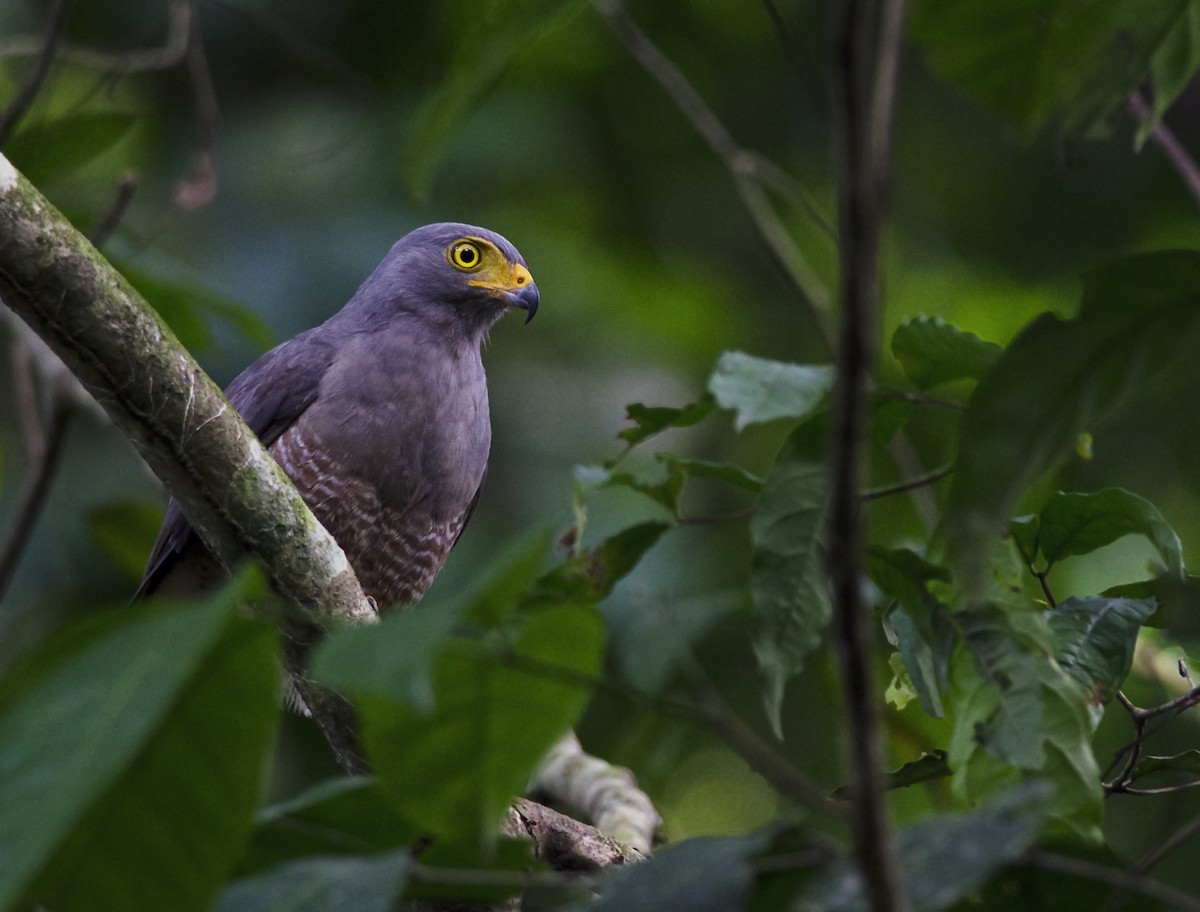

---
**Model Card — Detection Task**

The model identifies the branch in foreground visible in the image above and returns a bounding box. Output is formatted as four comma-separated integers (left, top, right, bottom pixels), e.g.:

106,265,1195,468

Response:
0,153,371,768
829,0,910,909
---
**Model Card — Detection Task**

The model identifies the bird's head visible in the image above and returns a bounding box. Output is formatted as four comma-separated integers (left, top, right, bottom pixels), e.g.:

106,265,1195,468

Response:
353,222,539,337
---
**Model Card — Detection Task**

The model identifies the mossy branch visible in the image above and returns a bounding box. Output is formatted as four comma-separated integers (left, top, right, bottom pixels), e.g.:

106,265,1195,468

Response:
0,153,372,770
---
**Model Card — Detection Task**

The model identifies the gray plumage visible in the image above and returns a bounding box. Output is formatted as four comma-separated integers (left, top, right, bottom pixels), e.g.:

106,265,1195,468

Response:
138,222,539,608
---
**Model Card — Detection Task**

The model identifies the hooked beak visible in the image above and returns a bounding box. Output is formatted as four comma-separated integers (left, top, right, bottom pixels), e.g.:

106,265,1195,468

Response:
506,282,540,324
470,261,540,324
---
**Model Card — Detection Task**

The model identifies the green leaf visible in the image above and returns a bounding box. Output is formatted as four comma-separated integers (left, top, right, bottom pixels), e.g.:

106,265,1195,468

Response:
1104,572,1200,631
0,576,279,912
708,351,834,431
580,832,771,912
873,547,954,717
750,417,830,737
911,0,1192,136
89,500,165,580
799,783,1049,912
944,251,1200,598
358,605,603,844
405,0,583,197
832,751,951,799
952,607,1046,769
215,852,409,912
1130,750,1200,781
1047,596,1155,702
663,455,764,493
948,615,1105,841
891,315,1002,389
240,778,422,874
1139,1,1200,148
1037,488,1185,576
313,601,461,713
533,521,670,605
6,112,137,185
617,396,716,448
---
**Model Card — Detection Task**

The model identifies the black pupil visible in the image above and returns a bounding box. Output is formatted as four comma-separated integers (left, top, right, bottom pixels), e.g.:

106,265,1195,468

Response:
459,246,477,265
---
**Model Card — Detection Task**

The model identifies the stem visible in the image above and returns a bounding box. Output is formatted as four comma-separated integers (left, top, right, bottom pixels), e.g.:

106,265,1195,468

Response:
1023,850,1200,912
1128,90,1200,211
0,0,71,147
829,0,909,908
0,401,72,605
861,464,951,501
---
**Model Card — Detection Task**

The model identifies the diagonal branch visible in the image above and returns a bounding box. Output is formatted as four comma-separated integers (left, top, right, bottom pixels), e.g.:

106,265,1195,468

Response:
0,0,72,147
0,153,372,771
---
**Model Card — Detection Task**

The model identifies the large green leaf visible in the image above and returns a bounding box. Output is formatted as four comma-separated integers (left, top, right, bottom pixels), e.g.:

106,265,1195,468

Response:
353,605,603,844
948,613,1104,841
313,601,461,713
799,783,1049,912
215,852,409,912
405,0,583,196
911,0,1191,136
0,577,279,912
1047,596,1155,702
891,315,1002,390
708,351,834,431
950,606,1046,770
750,417,830,737
944,251,1200,598
1037,488,1185,576
532,521,669,605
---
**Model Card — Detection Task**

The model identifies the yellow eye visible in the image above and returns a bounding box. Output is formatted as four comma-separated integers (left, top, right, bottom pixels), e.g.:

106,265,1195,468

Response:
449,241,483,271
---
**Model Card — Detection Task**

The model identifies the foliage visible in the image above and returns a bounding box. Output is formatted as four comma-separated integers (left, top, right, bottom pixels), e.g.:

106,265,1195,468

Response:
4,0,1200,909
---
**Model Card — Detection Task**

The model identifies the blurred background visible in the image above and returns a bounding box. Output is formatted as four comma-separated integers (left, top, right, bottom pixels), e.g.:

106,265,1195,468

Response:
3,0,1200,886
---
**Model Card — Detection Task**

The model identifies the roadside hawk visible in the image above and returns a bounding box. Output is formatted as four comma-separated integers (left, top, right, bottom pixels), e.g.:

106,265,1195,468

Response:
138,222,539,609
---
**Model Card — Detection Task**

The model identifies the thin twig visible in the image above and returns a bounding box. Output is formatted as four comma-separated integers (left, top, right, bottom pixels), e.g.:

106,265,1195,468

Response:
0,401,73,605
829,0,910,909
0,0,72,147
591,0,834,343
861,464,951,501
677,508,757,526
0,0,190,75
1128,89,1200,211
1022,849,1200,912
874,388,965,410
1132,813,1200,875
88,172,138,247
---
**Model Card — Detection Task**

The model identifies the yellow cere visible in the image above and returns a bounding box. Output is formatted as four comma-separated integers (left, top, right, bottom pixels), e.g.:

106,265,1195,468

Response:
447,236,535,294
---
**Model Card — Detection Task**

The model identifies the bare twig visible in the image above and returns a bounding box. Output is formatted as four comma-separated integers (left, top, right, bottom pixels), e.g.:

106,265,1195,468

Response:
0,400,72,605
0,0,72,147
1103,685,1200,792
1128,89,1200,211
861,464,951,501
829,0,910,909
1022,849,1200,912
591,0,834,342
1132,813,1200,875
0,0,190,76
88,172,138,247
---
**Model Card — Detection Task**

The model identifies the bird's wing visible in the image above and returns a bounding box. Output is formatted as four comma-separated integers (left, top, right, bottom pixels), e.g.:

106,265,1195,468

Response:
451,469,487,552
135,329,337,598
